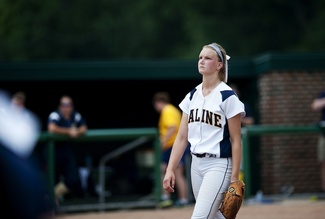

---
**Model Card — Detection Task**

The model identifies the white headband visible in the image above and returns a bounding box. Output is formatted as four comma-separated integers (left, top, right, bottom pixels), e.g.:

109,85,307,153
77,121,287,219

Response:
208,44,231,83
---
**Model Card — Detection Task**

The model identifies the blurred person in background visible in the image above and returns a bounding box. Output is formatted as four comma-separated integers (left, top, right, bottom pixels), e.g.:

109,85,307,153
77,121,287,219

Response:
229,83,255,181
0,90,54,219
47,95,88,203
311,89,325,193
9,91,33,120
229,84,255,127
11,91,26,109
153,91,189,208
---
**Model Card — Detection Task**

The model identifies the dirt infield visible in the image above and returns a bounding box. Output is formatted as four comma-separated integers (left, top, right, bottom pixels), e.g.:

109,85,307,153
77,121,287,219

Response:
56,199,325,219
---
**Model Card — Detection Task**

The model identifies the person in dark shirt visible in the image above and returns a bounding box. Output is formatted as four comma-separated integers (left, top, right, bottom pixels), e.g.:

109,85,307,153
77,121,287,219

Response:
47,95,88,203
229,83,255,182
229,84,255,126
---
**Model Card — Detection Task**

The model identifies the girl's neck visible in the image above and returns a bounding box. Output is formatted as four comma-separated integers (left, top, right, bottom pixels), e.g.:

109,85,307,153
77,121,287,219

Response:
202,77,222,97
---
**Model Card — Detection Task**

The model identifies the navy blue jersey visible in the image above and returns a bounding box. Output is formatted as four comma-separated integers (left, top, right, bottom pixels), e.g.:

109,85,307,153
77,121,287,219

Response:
48,110,86,148
48,110,86,128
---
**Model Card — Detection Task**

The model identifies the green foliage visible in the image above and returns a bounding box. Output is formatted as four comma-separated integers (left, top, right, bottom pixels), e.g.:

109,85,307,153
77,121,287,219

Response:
0,0,324,61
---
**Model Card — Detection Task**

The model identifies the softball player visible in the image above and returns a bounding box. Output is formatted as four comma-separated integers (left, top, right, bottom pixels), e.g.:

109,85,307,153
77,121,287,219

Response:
163,42,245,219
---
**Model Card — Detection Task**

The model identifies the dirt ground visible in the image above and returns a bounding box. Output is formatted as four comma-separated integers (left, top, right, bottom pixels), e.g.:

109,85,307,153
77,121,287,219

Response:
55,198,325,219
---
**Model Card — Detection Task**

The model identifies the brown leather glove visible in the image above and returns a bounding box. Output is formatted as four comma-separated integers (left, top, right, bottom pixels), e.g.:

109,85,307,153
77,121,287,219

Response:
220,180,245,219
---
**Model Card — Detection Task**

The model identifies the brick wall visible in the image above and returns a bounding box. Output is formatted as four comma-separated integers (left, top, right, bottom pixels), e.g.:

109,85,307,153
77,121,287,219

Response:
258,71,325,194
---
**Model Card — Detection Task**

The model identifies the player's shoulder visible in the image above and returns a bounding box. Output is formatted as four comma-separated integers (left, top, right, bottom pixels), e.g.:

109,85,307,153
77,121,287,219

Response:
72,111,83,121
217,82,237,102
187,83,202,101
218,82,232,91
48,110,60,120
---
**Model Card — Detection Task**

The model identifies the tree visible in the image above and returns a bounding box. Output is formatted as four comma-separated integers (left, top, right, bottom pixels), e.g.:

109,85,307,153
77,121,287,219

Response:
0,0,323,61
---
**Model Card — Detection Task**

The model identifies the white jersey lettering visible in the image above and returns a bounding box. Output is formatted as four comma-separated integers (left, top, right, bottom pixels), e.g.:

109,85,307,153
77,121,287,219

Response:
189,108,222,128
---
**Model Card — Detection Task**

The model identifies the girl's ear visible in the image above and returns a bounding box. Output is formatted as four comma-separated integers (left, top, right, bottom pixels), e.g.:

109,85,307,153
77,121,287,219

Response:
217,61,223,70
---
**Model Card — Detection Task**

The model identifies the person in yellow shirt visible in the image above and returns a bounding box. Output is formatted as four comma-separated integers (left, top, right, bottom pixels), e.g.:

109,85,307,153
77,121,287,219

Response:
152,91,189,208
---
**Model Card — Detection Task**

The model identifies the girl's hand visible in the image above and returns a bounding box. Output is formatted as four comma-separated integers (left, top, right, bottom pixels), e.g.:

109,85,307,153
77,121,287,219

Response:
163,170,175,193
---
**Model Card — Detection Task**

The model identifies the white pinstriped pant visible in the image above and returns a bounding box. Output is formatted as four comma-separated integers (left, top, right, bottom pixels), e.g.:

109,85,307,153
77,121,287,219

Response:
190,156,232,219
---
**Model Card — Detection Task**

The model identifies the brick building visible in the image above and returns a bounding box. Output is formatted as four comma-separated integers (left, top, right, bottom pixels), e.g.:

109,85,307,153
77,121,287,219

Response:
258,70,325,194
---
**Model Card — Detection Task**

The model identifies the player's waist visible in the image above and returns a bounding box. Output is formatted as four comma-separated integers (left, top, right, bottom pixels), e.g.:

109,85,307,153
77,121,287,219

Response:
191,152,218,158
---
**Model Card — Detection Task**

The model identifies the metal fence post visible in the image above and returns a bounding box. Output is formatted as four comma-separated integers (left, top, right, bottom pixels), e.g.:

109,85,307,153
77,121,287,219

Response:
47,139,55,204
242,127,252,198
153,134,161,204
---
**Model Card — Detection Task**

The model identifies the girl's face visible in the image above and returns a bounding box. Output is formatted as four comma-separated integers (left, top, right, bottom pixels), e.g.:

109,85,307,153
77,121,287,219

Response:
198,47,223,75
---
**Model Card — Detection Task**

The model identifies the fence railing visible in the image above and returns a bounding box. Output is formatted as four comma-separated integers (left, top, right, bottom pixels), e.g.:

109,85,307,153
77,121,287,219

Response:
241,124,324,198
39,124,324,209
39,127,160,211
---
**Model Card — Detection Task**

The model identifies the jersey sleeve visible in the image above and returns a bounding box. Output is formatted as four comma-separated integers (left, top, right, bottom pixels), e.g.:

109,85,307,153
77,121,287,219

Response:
220,91,246,119
48,111,60,125
179,92,191,115
74,112,86,127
